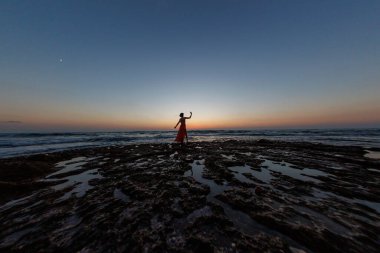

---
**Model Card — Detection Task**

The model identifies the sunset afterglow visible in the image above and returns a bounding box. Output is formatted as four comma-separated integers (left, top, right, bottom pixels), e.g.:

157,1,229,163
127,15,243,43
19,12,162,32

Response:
1,1,379,132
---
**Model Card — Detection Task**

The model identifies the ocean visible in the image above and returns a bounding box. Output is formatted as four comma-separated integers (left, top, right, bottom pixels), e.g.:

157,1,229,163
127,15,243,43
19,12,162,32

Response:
1,129,380,158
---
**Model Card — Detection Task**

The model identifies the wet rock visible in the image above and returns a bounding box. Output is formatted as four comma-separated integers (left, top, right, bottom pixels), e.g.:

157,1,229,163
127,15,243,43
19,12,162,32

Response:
1,140,379,252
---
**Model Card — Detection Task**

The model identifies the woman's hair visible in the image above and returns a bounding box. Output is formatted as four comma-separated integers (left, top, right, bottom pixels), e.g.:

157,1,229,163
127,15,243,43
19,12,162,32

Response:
179,113,184,117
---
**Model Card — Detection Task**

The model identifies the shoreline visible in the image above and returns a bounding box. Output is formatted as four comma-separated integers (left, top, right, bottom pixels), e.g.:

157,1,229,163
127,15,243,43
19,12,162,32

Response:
1,139,379,252
2,128,380,159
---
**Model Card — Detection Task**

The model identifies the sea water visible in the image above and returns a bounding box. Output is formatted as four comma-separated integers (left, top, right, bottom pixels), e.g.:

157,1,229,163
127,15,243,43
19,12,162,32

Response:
1,128,380,158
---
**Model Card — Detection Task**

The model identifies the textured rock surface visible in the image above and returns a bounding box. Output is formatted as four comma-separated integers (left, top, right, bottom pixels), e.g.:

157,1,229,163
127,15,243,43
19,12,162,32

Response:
0,140,379,252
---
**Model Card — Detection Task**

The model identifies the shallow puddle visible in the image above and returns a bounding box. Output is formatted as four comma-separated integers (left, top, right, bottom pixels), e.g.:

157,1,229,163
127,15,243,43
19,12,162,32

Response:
41,157,103,201
113,188,130,203
184,161,262,231
365,150,380,160
229,165,256,184
0,227,37,248
184,160,227,200
228,158,329,185
184,160,310,251
261,159,328,183
58,214,83,231
229,165,273,184
0,193,37,210
221,154,235,160
48,157,88,177
294,205,351,235
353,199,380,213
313,188,380,213
54,168,103,201
170,152,178,159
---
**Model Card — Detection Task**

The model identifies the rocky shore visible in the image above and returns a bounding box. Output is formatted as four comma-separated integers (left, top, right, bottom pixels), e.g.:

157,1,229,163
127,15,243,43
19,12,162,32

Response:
0,140,379,252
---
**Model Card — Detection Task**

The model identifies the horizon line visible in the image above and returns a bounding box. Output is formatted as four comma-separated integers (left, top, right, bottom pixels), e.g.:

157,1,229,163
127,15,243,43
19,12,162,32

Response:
2,126,380,134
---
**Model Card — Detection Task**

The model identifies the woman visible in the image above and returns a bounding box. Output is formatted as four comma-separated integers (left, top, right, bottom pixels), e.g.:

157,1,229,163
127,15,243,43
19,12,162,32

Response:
174,112,192,144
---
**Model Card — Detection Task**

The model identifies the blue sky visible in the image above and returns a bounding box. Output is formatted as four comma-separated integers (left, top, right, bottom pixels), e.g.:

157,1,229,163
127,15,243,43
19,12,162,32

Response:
1,0,379,131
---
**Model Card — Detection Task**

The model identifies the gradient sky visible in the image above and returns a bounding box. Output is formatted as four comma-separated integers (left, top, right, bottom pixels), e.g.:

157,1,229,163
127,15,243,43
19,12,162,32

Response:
1,0,380,131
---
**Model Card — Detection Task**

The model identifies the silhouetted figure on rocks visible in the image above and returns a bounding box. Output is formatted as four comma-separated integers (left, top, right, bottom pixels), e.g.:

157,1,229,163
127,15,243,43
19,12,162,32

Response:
174,112,192,144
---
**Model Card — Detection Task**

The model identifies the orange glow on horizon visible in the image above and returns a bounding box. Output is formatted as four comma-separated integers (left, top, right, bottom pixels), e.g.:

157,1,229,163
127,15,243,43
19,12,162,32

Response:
2,98,380,131
11,110,379,131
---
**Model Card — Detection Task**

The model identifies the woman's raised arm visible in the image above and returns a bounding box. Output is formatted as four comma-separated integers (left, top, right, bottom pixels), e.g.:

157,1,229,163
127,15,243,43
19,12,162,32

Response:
185,112,192,119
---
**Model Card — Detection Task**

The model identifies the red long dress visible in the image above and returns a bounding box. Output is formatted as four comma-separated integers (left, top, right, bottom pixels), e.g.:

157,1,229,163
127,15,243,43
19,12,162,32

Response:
175,118,187,143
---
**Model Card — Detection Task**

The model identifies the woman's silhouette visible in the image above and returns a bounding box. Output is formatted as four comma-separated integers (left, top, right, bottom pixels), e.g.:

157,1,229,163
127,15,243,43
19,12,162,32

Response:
174,112,192,144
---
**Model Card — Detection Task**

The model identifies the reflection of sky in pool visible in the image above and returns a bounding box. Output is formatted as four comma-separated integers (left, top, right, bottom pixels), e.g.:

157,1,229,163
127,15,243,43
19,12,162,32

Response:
184,161,282,235
184,160,312,251
49,157,88,177
43,156,103,201
365,150,380,160
262,159,328,183
312,188,380,213
228,158,329,185
229,165,272,184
